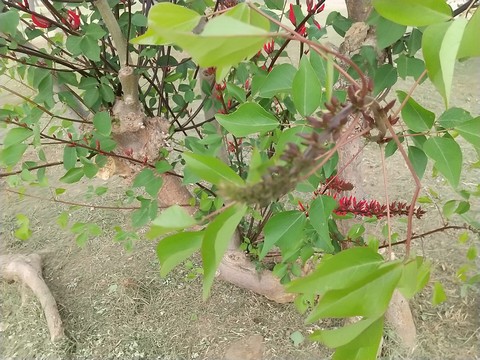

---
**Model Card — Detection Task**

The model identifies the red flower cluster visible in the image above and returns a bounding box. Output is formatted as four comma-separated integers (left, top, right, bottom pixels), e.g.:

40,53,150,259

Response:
333,195,426,219
263,39,275,55
289,4,307,36
315,176,354,195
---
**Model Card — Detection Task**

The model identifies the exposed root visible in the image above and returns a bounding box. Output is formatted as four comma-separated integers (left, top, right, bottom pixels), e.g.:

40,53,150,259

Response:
0,254,64,342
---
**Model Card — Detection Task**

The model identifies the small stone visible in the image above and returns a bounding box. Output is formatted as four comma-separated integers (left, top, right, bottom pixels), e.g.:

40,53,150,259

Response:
224,335,264,360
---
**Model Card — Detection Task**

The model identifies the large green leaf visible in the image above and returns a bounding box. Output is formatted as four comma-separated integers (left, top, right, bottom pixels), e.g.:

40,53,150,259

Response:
455,118,480,149
422,19,467,107
373,64,397,96
437,107,473,128
332,316,384,360
0,144,28,167
397,91,435,132
0,10,19,36
157,231,203,277
372,0,452,26
183,152,244,186
147,205,197,239
369,12,407,49
286,247,384,296
259,211,306,259
93,111,112,136
423,137,462,188
306,262,402,321
60,167,84,184
258,64,297,98
395,55,425,80
308,196,337,253
292,56,322,116
216,102,279,137
311,315,381,348
457,8,480,59
202,204,247,298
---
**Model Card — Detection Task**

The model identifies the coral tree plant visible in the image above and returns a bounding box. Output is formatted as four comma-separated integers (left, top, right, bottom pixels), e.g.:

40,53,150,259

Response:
1,0,479,357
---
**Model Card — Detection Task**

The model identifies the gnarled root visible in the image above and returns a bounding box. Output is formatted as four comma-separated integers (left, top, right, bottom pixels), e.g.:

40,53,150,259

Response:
0,254,64,342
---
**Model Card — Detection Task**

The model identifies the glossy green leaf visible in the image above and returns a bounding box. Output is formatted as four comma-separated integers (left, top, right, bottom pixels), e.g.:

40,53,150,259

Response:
258,64,297,98
408,146,428,179
457,8,480,59
226,83,246,103
311,315,381,348
372,0,452,26
93,111,112,136
306,262,402,321
397,91,435,132
60,167,84,184
292,56,322,116
332,316,384,360
287,247,383,296
371,14,407,49
202,204,247,298
455,118,480,149
147,205,197,238
216,102,279,137
310,52,338,102
259,211,306,259
309,196,337,253
423,137,462,188
422,19,467,106
3,128,33,147
397,257,430,299
432,281,447,305
183,152,244,186
157,231,203,277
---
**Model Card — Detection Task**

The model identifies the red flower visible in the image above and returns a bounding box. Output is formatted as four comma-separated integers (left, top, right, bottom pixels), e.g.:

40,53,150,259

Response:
32,14,52,29
263,39,274,55
313,19,322,30
215,81,226,92
65,10,81,30
289,4,298,26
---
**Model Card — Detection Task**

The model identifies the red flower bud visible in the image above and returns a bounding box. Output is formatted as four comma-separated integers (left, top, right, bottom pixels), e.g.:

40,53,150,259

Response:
32,14,52,29
263,39,274,55
65,10,81,30
289,4,297,26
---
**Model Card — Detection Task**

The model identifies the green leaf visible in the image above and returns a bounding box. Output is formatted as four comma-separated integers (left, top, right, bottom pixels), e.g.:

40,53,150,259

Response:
306,262,402,321
15,214,32,241
258,64,297,98
432,281,447,305
325,11,353,37
437,107,473,128
3,128,33,147
93,111,112,136
371,14,407,49
183,152,244,186
395,55,425,80
422,19,468,106
397,91,435,132
373,64,397,96
259,211,306,259
457,8,480,59
132,168,164,198
0,10,20,36
80,36,101,62
57,212,69,229
310,51,339,99
60,167,84,184
147,205,197,238
455,118,480,149
292,56,322,116
408,146,428,179
226,83,246,103
309,196,337,253
372,0,452,26
290,331,305,347
397,257,430,299
423,137,462,188
332,316,384,360
157,231,203,277
216,102,279,137
287,247,384,296
0,144,28,167
63,146,77,170
311,315,381,348
202,203,247,298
